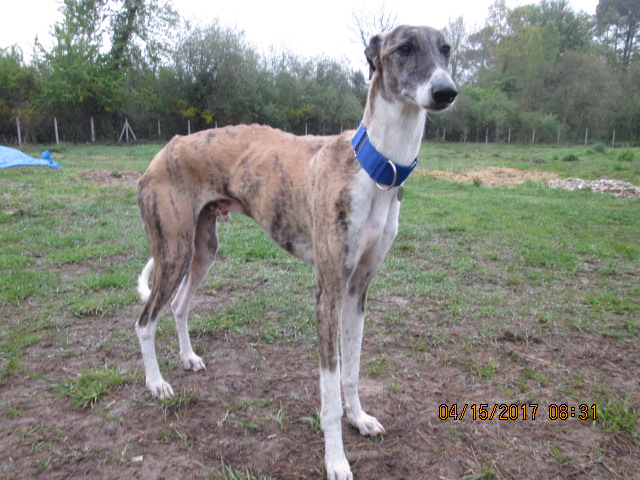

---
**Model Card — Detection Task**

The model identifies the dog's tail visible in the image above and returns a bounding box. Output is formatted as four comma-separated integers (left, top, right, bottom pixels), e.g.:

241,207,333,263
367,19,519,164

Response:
136,258,154,303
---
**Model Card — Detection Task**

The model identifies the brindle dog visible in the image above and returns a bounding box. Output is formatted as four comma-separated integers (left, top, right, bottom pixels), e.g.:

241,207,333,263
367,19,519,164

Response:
135,25,456,480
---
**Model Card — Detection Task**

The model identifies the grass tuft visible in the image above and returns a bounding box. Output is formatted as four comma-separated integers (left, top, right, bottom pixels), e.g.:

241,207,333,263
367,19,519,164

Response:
32,366,129,408
598,394,640,438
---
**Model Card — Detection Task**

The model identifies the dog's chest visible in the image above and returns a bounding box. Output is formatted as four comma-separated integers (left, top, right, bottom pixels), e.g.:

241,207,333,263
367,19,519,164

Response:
348,177,401,267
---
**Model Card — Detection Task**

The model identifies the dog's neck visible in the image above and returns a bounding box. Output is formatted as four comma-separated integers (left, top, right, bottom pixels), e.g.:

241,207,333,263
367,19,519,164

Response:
363,91,427,168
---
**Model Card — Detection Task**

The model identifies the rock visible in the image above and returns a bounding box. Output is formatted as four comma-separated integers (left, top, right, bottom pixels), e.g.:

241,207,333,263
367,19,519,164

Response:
545,178,640,198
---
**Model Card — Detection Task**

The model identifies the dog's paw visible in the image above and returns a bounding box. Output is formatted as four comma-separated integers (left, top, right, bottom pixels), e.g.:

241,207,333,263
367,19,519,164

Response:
147,379,174,399
325,456,353,480
180,352,206,372
348,411,385,437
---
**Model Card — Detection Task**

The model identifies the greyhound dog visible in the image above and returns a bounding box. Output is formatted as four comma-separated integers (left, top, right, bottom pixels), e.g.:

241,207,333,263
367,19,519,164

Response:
135,25,456,480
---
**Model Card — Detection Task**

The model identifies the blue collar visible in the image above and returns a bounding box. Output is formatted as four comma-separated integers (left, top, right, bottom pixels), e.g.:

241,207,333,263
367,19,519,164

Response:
351,122,418,188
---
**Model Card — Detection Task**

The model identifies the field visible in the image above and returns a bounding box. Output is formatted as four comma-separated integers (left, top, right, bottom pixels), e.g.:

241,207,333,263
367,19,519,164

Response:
1,140,639,479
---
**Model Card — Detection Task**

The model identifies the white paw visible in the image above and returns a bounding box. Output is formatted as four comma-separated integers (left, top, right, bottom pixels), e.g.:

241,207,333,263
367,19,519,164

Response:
325,456,353,480
147,379,174,399
348,411,385,436
180,352,206,372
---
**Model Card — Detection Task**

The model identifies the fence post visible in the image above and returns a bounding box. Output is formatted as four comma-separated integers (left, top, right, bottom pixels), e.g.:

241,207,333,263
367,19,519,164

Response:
54,117,59,144
611,129,616,148
16,116,22,147
157,119,161,139
443,127,446,142
91,117,95,142
557,129,560,144
507,128,511,144
584,127,588,145
485,128,489,143
188,120,191,135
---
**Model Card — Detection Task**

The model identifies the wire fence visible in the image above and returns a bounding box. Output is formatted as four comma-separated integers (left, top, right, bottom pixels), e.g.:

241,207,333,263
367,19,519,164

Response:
5,115,640,147
424,125,639,147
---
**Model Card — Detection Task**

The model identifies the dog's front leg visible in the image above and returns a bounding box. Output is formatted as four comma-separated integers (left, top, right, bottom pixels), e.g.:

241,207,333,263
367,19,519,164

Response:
316,280,352,480
341,266,385,437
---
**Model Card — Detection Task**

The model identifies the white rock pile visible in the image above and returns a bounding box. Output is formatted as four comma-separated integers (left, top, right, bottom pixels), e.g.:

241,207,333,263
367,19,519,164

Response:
545,178,640,198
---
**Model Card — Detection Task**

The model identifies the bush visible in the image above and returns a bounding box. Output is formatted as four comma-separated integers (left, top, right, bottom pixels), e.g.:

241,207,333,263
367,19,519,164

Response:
617,150,635,162
562,154,580,162
593,143,606,153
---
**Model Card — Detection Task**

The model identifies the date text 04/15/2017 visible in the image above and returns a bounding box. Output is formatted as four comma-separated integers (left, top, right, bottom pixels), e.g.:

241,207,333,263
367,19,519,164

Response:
438,404,597,421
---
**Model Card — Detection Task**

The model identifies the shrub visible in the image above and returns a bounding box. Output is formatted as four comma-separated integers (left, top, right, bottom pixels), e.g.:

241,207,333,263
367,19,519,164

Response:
617,150,635,162
562,154,579,162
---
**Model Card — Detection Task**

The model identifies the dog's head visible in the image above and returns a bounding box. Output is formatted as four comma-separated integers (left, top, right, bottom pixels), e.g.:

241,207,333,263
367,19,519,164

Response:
365,25,457,113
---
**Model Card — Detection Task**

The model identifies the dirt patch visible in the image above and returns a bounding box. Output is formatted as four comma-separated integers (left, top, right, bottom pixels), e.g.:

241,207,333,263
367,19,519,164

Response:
82,169,141,189
427,167,557,187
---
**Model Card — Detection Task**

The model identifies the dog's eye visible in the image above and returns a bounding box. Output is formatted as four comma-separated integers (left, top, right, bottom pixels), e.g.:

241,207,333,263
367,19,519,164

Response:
441,44,451,56
397,44,414,56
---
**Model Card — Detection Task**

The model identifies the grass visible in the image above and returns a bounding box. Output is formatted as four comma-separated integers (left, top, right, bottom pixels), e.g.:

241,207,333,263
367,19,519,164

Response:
161,388,197,420
298,407,322,435
598,394,640,438
195,457,276,480
32,365,129,408
1,141,639,476
420,142,640,183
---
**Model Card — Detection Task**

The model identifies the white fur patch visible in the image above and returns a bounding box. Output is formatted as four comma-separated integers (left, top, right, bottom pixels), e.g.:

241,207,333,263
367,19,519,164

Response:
365,100,426,166
171,276,207,372
136,258,154,303
136,321,174,399
320,367,352,480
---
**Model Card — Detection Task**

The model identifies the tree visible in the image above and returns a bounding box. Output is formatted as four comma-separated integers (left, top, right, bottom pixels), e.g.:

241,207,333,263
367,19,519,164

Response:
31,0,177,140
167,21,262,128
443,16,469,84
351,1,397,50
0,47,38,141
35,0,122,139
596,0,640,67
108,0,178,70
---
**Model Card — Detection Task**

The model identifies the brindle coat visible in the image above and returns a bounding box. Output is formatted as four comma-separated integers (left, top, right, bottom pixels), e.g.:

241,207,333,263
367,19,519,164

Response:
135,25,456,480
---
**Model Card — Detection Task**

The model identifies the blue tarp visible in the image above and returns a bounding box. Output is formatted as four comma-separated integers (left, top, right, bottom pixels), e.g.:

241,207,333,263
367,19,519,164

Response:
0,146,61,169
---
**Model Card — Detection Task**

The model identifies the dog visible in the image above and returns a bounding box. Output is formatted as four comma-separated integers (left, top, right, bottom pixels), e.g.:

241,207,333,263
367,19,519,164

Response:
135,25,456,480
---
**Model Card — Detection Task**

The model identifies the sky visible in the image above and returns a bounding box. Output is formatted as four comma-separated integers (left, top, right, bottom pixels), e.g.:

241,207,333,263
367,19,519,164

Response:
1,0,600,67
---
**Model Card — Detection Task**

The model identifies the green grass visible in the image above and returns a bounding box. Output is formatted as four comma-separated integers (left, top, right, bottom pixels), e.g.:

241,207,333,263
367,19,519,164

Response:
420,142,640,183
33,365,129,408
195,458,276,480
1,142,639,449
598,394,640,437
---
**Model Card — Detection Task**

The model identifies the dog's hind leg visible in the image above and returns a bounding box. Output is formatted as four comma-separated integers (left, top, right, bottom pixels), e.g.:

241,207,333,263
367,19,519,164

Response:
341,264,385,437
136,201,197,398
171,205,219,372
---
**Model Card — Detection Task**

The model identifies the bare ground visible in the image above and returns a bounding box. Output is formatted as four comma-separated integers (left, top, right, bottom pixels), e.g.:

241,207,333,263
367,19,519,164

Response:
426,167,558,187
1,168,638,480
2,295,638,480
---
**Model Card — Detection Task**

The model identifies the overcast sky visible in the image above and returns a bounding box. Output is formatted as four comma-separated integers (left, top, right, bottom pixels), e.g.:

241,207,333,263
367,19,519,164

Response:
1,0,599,66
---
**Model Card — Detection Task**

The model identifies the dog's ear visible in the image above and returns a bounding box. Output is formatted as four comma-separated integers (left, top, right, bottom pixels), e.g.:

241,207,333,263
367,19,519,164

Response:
365,34,383,80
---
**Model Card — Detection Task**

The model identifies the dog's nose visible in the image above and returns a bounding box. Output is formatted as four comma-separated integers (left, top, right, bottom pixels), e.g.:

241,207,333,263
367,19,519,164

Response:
432,79,457,105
